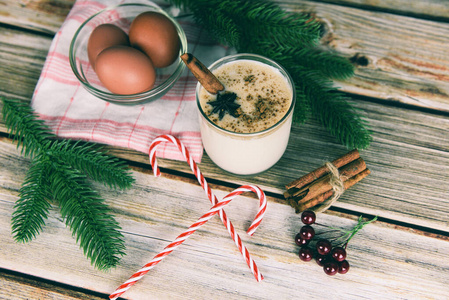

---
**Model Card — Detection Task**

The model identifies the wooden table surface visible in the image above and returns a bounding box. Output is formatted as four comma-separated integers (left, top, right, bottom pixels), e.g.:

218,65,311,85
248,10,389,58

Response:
1,0,448,299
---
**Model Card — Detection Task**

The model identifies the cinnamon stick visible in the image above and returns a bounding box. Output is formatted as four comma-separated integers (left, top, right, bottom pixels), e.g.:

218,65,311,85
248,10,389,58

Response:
285,149,360,190
284,157,366,201
295,168,371,212
180,53,224,94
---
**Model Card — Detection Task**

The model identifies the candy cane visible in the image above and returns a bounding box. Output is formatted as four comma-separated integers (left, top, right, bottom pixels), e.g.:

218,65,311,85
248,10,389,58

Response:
149,135,265,264
109,185,267,300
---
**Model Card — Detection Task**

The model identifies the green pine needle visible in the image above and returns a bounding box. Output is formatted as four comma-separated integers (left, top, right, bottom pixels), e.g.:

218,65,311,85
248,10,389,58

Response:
1,96,134,270
12,157,52,243
298,72,372,149
290,47,355,80
49,140,134,190
200,8,241,47
225,0,321,49
48,163,125,270
2,98,53,157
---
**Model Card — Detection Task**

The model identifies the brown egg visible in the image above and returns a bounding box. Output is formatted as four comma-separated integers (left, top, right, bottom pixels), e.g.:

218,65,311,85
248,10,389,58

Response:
128,11,180,68
95,45,156,95
87,24,129,70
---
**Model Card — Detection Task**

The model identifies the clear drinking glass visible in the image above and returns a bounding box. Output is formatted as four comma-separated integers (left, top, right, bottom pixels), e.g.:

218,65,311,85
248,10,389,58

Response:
196,53,296,175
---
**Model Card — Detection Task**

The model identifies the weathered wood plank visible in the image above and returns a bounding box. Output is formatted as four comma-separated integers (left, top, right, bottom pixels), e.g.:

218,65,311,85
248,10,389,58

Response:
0,0,75,34
1,143,448,299
280,1,449,112
0,28,51,101
0,270,106,300
298,0,449,19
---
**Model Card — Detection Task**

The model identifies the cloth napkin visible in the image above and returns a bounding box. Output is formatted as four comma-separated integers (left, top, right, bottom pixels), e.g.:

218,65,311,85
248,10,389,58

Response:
32,0,233,162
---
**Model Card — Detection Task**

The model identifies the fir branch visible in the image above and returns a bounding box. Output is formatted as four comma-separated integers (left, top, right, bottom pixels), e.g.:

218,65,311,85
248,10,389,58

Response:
222,0,321,48
1,96,134,270
11,157,52,243
200,8,241,47
276,47,355,80
292,88,311,125
1,98,53,157
283,64,313,124
181,1,242,47
178,0,320,49
293,48,355,80
297,72,372,149
314,91,372,149
49,140,134,190
48,163,125,270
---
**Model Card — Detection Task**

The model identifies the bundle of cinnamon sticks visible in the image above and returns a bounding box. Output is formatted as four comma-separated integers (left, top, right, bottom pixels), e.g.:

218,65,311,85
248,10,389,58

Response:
284,150,370,213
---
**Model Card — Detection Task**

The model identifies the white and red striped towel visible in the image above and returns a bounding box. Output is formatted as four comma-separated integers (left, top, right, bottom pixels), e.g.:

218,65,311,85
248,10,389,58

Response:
32,0,233,162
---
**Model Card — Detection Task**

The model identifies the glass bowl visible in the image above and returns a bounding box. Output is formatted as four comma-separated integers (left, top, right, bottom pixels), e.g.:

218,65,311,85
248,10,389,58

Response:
69,2,187,105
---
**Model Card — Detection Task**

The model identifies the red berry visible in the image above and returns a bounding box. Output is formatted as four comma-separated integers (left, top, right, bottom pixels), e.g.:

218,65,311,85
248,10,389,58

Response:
315,254,329,266
323,261,339,276
294,233,310,246
299,246,314,262
331,247,347,262
338,260,350,274
316,239,332,255
299,225,315,240
301,210,316,225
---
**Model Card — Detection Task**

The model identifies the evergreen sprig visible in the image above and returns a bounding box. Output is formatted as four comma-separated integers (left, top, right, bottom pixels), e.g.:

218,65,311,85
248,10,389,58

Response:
12,157,52,242
2,97,134,270
170,0,372,149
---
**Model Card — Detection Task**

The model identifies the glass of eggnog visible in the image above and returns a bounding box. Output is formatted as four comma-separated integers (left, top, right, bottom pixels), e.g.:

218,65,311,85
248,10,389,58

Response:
196,53,296,175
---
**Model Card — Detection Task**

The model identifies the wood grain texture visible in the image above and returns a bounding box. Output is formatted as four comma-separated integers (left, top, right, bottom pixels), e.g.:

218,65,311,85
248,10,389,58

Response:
0,270,106,300
279,1,449,112
0,28,52,101
0,0,75,34
1,140,448,299
293,0,449,19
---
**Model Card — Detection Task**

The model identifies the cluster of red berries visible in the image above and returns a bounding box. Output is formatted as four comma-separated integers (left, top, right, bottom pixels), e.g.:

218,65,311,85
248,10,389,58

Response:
295,210,350,275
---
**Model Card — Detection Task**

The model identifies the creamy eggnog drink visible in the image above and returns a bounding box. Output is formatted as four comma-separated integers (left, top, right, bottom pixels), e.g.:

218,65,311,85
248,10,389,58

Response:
196,53,296,175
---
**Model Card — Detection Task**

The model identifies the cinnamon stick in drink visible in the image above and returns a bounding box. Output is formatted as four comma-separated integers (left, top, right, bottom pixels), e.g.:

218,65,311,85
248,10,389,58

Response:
181,53,224,94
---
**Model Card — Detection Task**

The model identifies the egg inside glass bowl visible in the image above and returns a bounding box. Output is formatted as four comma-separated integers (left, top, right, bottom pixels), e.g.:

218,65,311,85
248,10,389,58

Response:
69,2,187,105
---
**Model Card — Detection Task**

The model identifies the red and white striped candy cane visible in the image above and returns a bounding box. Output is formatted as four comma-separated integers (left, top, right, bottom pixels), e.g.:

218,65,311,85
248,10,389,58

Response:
150,135,265,259
109,185,267,300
